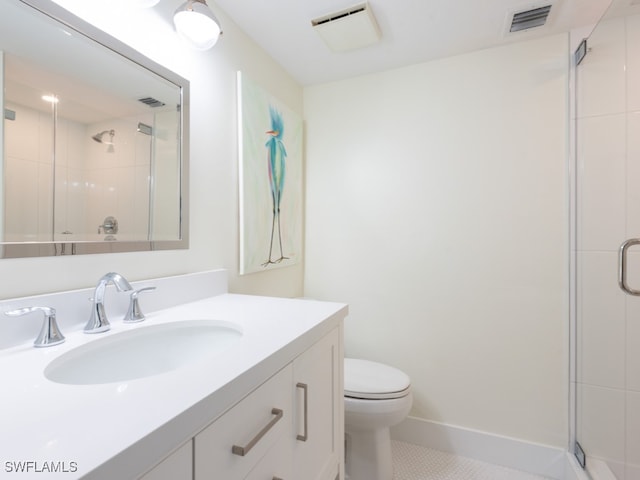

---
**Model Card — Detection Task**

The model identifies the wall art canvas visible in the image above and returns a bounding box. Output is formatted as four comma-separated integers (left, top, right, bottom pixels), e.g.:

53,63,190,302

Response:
237,72,303,275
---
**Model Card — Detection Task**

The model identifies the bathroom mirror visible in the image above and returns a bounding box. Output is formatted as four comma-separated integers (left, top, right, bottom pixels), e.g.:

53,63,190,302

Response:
0,0,189,257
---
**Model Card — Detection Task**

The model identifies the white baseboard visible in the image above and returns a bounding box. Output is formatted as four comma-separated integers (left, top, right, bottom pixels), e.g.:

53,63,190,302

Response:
391,416,583,480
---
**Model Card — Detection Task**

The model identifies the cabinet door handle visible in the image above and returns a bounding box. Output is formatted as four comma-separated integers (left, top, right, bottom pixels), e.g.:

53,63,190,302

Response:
231,408,283,456
296,382,308,442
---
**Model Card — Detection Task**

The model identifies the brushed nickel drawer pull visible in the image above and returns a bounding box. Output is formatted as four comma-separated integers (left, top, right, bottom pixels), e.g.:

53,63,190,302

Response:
296,382,308,442
232,408,283,456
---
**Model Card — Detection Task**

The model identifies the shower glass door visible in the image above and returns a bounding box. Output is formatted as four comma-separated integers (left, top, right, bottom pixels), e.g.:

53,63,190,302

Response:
575,1,640,478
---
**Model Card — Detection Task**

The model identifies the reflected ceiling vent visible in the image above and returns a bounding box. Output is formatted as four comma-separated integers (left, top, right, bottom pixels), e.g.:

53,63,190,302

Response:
138,96,166,108
311,2,381,52
508,4,552,33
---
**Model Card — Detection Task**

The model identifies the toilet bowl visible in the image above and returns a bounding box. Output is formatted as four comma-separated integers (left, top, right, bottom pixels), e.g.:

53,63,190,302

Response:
344,358,412,480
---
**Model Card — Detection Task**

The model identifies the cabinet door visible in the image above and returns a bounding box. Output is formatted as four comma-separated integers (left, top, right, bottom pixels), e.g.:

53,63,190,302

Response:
139,440,193,480
292,327,343,480
195,365,293,480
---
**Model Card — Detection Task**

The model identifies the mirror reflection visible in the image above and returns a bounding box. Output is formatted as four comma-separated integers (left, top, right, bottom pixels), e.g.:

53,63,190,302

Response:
1,0,187,256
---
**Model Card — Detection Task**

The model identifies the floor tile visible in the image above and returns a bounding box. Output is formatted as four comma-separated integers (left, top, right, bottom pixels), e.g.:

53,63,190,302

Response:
391,440,552,480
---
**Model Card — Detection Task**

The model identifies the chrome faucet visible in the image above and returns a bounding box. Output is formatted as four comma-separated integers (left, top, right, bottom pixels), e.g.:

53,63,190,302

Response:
84,272,132,334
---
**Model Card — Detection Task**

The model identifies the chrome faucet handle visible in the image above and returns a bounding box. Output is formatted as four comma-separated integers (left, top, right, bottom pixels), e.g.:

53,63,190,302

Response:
5,306,65,347
124,287,156,323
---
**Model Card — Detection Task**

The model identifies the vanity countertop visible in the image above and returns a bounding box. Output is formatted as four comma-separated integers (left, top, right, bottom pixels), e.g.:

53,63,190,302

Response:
0,292,348,479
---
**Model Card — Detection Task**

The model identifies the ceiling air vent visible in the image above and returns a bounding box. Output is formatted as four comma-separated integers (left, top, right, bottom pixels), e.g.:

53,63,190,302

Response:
138,97,166,108
509,5,552,32
313,5,366,26
311,3,381,52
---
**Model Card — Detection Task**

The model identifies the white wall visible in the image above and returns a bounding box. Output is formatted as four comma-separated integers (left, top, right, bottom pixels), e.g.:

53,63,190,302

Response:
575,12,640,479
0,0,304,299
304,34,570,447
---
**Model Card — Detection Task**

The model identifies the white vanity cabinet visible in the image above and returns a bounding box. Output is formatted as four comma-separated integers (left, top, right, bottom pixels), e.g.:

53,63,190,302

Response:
1,272,349,480
139,440,193,480
292,328,343,480
194,327,343,480
243,435,293,480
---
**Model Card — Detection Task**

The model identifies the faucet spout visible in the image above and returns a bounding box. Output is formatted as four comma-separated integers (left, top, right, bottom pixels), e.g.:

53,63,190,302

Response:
84,272,132,334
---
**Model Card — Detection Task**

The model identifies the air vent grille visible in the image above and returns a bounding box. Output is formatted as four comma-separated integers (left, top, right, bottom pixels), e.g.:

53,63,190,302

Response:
138,97,166,108
311,2,381,52
509,5,552,32
312,5,366,26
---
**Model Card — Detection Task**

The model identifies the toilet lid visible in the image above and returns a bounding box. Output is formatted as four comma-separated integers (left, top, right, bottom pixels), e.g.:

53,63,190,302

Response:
344,358,411,400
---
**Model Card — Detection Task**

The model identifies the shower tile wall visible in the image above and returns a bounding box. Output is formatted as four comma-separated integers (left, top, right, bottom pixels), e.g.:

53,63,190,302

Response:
84,116,153,241
4,102,58,241
3,103,152,242
576,12,640,480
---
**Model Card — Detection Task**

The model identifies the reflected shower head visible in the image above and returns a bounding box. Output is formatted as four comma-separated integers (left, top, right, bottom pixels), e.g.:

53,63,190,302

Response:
92,129,115,144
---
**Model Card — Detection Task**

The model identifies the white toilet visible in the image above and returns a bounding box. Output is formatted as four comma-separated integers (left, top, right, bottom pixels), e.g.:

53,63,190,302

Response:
344,358,413,480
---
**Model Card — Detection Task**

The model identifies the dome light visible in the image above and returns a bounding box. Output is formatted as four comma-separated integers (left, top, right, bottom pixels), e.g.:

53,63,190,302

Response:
173,0,222,51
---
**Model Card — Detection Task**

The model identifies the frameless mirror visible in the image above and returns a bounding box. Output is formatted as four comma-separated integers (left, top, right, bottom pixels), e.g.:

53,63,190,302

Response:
0,0,189,257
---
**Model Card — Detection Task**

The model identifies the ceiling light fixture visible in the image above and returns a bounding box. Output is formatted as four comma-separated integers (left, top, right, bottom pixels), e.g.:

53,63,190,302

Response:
173,0,222,51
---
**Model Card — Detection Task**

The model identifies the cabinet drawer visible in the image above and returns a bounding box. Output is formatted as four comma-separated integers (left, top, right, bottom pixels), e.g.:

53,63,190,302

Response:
139,440,193,480
244,433,292,480
195,365,293,479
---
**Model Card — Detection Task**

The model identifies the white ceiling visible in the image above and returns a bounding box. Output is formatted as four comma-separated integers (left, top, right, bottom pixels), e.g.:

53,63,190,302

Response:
213,0,613,86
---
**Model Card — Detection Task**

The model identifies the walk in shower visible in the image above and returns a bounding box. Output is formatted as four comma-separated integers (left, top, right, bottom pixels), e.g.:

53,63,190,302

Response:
574,0,640,477
3,91,158,245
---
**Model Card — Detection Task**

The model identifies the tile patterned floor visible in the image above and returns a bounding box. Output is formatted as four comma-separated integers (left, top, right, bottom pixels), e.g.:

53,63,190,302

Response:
391,440,552,480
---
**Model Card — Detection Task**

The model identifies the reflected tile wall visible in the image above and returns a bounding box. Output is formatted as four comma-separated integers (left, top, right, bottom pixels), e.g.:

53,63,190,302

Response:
4,102,51,241
3,103,152,242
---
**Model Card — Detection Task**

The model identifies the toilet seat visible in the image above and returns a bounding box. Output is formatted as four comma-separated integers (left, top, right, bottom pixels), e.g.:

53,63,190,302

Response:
344,358,411,400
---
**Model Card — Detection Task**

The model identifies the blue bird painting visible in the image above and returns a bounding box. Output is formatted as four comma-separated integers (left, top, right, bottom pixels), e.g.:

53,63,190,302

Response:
263,106,289,266
237,71,302,275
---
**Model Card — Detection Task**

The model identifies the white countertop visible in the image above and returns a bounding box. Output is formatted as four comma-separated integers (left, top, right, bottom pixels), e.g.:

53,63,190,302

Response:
0,292,348,479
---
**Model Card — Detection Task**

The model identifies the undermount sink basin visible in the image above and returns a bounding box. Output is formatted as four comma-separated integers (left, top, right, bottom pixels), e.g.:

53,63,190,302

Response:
44,320,243,385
